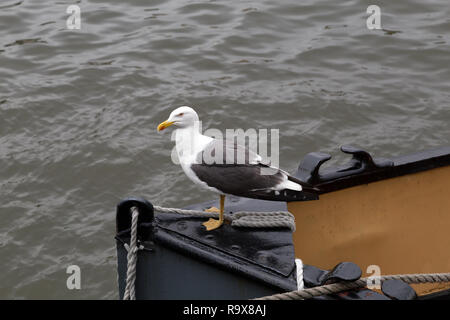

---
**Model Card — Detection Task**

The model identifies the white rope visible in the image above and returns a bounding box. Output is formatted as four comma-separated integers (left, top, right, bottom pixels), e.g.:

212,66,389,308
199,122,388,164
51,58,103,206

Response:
254,272,450,300
295,258,304,291
153,205,296,231
123,206,139,300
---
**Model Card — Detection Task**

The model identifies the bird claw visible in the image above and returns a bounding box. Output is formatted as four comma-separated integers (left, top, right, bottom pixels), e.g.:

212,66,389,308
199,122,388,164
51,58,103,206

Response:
204,206,220,213
202,218,223,231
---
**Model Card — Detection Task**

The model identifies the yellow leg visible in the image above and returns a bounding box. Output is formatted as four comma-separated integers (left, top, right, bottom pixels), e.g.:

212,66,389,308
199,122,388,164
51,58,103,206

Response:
202,195,225,231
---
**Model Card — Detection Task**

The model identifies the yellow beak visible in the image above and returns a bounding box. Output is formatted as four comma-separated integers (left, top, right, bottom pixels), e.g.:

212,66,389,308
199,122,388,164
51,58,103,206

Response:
157,120,175,132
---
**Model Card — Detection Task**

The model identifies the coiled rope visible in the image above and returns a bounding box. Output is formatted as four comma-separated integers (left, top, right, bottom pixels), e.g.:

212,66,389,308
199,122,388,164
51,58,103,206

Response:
122,205,450,300
153,205,296,231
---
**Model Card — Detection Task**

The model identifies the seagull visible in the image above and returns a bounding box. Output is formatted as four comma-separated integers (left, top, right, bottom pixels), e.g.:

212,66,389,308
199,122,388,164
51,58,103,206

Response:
157,106,318,231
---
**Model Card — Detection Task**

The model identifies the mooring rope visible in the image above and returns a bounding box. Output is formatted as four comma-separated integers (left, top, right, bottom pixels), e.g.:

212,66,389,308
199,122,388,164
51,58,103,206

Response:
123,206,140,300
254,272,450,300
153,205,296,231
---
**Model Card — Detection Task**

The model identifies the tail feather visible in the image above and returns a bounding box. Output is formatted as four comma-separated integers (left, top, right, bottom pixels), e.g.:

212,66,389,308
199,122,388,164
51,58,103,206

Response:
280,179,302,191
287,175,320,193
258,163,320,193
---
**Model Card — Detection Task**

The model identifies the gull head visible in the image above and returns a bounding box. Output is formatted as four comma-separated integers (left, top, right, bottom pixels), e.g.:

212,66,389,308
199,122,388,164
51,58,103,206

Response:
157,106,199,131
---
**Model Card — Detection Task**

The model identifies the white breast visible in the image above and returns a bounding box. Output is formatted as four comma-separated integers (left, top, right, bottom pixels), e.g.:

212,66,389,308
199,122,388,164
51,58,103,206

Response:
175,128,222,194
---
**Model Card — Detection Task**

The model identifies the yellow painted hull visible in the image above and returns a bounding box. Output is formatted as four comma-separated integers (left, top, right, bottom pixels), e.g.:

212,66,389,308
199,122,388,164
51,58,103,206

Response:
288,165,450,295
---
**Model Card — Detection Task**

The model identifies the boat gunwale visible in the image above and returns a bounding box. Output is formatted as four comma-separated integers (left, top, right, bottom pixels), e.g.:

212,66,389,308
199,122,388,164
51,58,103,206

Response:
295,145,450,195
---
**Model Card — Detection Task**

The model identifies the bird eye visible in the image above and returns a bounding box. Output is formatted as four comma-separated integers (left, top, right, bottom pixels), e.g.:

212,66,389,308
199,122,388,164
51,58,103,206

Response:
178,113,184,116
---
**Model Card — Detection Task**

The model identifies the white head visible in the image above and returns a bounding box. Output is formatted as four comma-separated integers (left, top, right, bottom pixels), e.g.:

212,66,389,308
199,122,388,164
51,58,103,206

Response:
157,106,199,131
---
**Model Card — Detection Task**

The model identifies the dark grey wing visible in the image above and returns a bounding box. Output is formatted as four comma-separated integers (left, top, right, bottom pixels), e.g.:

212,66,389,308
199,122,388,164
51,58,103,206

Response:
195,139,265,166
190,163,285,198
192,138,320,200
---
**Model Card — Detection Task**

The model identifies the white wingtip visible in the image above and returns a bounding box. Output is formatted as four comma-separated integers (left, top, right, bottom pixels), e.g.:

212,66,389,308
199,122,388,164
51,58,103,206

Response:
279,179,302,191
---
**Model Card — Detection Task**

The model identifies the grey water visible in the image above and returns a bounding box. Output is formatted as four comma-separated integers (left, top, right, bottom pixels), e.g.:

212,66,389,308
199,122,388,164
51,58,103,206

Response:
0,0,449,299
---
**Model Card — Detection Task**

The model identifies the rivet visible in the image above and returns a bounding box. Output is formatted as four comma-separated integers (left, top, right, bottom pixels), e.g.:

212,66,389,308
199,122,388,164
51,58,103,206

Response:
176,221,187,231
204,234,214,241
